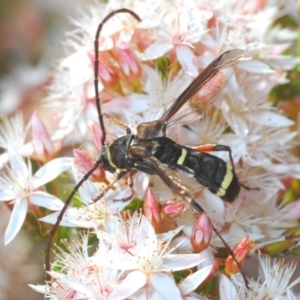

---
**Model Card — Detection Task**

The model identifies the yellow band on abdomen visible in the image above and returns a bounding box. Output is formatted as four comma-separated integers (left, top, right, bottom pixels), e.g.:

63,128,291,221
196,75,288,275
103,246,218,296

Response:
216,164,233,196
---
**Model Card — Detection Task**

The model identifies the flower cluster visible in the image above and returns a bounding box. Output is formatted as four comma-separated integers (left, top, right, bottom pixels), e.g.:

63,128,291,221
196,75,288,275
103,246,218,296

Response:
1,0,300,299
31,215,215,299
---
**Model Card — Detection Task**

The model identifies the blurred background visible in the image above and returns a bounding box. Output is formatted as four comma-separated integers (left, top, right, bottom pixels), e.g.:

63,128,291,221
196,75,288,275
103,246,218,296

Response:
0,0,88,299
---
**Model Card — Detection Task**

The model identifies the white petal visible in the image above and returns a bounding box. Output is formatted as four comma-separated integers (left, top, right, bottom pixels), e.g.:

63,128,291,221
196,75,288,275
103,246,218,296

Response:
30,191,64,210
238,60,275,74
160,254,205,271
287,288,298,300
32,157,73,189
8,147,28,180
19,142,35,157
202,189,225,217
28,284,48,294
106,187,133,213
65,207,97,228
142,40,173,60
227,74,247,102
0,152,9,168
158,225,185,242
219,274,238,300
133,172,149,199
138,215,157,248
5,198,28,244
150,273,182,300
247,110,294,127
0,190,15,201
266,163,294,174
176,45,198,77
109,95,149,114
266,55,300,70
288,164,300,179
39,211,76,227
71,162,99,204
179,264,213,296
227,223,247,241
53,272,93,297
102,252,140,270
111,270,146,299
129,288,163,300
223,110,249,138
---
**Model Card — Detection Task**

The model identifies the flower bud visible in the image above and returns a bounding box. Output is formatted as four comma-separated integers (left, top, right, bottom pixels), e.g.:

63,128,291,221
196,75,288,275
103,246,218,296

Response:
225,236,255,275
190,213,212,252
73,149,106,182
144,187,162,231
98,52,123,93
113,48,142,92
161,199,185,217
31,111,55,162
91,121,114,151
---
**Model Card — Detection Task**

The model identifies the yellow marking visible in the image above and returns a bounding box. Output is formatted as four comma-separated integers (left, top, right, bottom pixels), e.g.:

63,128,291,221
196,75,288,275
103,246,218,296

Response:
107,147,117,168
216,164,233,196
177,149,188,165
182,167,194,177
186,168,195,177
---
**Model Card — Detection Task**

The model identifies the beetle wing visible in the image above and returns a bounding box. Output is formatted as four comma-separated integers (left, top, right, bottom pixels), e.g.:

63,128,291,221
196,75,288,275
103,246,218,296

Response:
143,156,204,213
161,49,245,126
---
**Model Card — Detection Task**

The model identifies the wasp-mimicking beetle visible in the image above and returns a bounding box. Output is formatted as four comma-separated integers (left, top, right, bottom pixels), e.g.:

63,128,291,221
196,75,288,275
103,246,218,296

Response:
45,8,251,289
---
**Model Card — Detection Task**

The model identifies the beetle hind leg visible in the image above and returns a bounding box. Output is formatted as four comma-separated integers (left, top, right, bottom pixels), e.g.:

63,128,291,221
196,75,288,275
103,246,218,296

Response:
241,182,259,192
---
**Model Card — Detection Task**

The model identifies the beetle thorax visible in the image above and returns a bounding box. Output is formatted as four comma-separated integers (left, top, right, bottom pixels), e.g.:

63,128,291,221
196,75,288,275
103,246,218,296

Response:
101,135,134,171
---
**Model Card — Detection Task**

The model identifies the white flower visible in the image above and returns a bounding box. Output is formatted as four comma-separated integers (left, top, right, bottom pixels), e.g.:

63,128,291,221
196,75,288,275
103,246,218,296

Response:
0,113,34,167
219,273,239,300
141,6,209,76
0,148,72,244
30,234,135,300
39,161,131,228
259,256,300,299
178,264,214,299
97,214,206,299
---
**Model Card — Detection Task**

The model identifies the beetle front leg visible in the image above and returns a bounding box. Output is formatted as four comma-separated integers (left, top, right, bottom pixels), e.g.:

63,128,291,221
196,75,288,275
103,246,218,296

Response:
113,170,137,203
104,113,131,134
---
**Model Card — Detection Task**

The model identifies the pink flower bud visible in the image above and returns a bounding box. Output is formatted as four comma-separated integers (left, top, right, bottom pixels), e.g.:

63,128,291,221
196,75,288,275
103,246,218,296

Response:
73,149,105,182
91,52,123,93
190,213,212,252
113,48,142,92
144,187,162,231
91,121,114,151
225,236,255,275
114,48,140,78
161,200,185,217
241,0,266,14
92,122,103,151
31,111,55,162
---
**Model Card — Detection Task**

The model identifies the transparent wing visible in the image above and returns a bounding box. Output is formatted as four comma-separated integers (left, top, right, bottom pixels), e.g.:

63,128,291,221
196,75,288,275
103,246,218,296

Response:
160,49,245,126
143,156,204,212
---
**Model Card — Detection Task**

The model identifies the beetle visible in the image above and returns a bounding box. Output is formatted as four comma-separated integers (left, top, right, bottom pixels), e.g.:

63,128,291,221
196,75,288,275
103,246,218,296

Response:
45,8,251,288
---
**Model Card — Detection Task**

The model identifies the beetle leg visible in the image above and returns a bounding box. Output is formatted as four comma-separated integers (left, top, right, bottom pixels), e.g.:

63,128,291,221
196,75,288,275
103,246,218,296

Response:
194,144,235,170
104,113,131,134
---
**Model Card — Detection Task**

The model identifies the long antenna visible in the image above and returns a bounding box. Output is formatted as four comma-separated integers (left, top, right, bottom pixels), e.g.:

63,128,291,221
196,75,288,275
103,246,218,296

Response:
190,201,250,289
45,164,100,280
45,8,141,281
94,8,141,146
